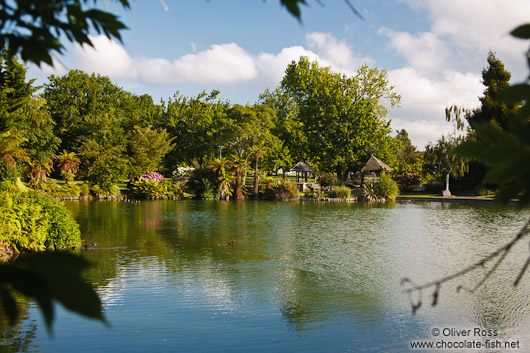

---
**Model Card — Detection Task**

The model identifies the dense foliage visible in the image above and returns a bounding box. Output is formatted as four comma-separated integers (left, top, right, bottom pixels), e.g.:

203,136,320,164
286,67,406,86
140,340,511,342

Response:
277,57,400,178
0,188,81,252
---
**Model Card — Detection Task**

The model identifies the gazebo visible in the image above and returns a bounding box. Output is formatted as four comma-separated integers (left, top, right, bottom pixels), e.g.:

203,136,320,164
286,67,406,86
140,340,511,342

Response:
361,155,392,183
290,161,315,183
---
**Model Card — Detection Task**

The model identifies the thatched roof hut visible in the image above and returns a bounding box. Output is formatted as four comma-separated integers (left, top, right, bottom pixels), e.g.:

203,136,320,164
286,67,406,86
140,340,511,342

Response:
290,161,315,182
290,161,315,173
361,155,392,173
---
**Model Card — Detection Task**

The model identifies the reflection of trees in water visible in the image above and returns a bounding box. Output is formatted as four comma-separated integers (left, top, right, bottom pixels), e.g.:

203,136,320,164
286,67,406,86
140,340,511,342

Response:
66,201,398,333
0,303,38,353
278,267,384,332
64,200,530,339
66,200,177,288
273,202,390,331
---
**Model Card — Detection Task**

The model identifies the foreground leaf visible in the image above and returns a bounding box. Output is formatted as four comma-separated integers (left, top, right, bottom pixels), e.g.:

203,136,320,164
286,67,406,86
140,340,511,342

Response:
0,252,105,332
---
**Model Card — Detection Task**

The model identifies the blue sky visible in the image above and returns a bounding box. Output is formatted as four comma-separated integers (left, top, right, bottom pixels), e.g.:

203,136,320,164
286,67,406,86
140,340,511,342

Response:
28,0,530,149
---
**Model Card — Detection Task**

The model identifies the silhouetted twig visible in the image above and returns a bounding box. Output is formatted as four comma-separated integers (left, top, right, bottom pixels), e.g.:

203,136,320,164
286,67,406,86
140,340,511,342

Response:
402,217,530,314
343,0,364,20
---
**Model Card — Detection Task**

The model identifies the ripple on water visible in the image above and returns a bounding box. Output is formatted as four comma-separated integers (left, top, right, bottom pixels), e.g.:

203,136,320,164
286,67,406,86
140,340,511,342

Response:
19,201,530,353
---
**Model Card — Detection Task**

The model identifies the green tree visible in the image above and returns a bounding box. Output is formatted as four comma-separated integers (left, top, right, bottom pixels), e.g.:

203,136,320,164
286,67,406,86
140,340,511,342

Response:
0,49,33,130
77,139,127,192
422,105,468,195
393,129,422,175
44,70,128,153
422,135,466,194
456,53,520,190
259,88,298,177
466,52,518,131
250,145,268,199
127,126,175,177
0,51,61,182
279,57,400,179
161,90,229,169
24,96,61,182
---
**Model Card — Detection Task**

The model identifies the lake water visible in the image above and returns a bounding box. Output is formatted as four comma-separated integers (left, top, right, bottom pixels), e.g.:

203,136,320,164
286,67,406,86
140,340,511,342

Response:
4,200,530,352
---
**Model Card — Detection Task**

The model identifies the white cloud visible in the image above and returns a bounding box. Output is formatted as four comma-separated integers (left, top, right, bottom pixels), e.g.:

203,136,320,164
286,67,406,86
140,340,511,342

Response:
305,32,368,75
137,43,257,85
378,0,530,147
397,0,530,79
389,68,482,117
387,67,482,148
62,32,369,90
72,35,135,78
40,7,527,151
378,29,452,74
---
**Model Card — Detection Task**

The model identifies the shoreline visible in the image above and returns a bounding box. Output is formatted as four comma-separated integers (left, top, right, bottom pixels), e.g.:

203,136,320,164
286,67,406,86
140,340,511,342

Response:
61,194,507,205
396,195,496,204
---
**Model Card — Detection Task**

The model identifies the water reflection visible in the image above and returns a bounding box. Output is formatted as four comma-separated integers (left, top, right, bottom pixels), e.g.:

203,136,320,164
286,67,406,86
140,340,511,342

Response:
10,200,530,352
0,300,38,353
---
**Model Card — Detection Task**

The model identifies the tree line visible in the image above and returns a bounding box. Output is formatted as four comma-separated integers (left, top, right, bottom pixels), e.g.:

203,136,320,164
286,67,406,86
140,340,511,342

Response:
1,52,407,195
0,48,520,199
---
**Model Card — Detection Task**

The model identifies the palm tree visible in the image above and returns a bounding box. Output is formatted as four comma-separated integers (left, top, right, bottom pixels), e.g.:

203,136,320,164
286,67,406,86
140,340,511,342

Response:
230,155,249,200
55,150,80,183
212,158,233,200
29,157,53,182
249,145,268,200
0,130,30,168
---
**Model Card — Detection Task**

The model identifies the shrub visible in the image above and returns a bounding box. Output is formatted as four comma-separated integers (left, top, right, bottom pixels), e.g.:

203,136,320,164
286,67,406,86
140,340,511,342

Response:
25,191,81,249
85,154,127,192
362,182,378,202
28,179,61,193
130,174,186,200
62,171,75,182
172,166,195,183
186,166,216,199
50,183,80,198
319,174,338,187
275,180,300,200
91,183,121,198
80,183,90,197
328,185,351,199
140,171,164,183
258,177,276,200
377,174,400,200
200,178,215,199
131,180,163,199
395,173,421,192
0,189,81,252
477,187,496,197
161,180,185,199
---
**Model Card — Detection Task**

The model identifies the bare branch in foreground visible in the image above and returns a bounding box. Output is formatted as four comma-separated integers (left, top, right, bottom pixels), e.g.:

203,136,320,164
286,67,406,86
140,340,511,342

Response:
402,217,530,314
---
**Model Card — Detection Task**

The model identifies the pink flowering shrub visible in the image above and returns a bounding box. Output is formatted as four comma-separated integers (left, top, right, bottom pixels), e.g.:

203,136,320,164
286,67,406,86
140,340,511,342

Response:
131,172,186,199
140,171,164,183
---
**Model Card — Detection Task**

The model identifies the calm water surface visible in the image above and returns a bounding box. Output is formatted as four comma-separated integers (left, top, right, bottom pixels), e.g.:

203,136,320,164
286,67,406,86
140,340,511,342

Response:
5,200,530,352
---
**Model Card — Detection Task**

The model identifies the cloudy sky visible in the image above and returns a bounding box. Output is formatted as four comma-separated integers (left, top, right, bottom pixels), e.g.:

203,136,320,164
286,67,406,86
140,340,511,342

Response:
28,0,530,149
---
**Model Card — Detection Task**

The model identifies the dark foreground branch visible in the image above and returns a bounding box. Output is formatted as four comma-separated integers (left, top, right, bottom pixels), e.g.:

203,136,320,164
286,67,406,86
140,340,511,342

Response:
401,217,530,314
